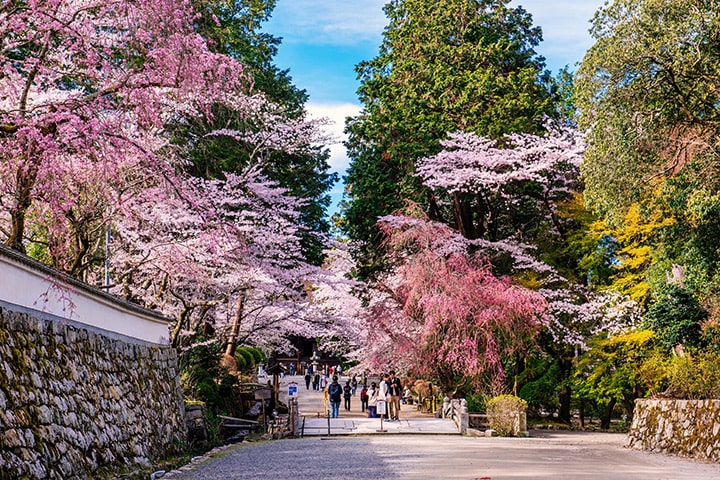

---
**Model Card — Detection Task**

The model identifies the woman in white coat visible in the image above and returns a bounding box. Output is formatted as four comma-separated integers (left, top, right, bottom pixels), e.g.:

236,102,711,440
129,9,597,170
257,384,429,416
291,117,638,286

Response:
366,382,379,418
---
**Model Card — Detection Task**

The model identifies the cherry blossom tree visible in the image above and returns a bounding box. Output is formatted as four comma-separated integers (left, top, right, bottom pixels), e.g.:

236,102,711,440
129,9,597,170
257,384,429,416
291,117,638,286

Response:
102,165,335,352
0,0,246,255
411,124,655,415
304,244,367,357
361,208,547,395
416,123,584,240
0,0,345,360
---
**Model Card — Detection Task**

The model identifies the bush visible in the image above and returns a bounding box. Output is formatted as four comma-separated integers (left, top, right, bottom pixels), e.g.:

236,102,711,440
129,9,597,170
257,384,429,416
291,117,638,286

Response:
665,352,720,399
247,347,265,364
487,394,527,436
234,352,247,371
235,347,255,370
465,393,487,413
195,376,220,409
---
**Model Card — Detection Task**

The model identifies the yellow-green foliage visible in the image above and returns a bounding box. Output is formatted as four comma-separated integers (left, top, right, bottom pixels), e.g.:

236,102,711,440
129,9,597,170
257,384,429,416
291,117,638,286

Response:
590,204,674,303
575,329,668,402
665,352,720,399
486,394,527,436
613,205,665,302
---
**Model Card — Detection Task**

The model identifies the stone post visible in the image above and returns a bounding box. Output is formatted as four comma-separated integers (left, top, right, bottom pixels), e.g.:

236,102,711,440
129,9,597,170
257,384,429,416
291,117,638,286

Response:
460,399,469,435
442,397,451,419
513,410,528,437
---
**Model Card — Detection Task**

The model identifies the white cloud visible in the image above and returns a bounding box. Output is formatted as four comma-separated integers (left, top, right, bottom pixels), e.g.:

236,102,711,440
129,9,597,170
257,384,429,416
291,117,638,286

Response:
510,0,604,70
307,101,361,173
269,0,387,45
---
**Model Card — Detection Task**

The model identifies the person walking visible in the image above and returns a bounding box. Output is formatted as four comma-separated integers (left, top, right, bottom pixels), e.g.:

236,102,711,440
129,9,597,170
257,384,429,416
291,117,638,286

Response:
304,372,311,390
343,380,352,411
320,374,328,391
366,382,378,418
388,370,402,420
351,375,358,395
312,372,320,391
328,376,343,418
360,385,369,413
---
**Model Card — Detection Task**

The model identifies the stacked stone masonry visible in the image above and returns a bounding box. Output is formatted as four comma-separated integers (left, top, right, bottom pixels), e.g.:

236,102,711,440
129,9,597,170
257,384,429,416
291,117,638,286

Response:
627,398,720,462
0,305,186,479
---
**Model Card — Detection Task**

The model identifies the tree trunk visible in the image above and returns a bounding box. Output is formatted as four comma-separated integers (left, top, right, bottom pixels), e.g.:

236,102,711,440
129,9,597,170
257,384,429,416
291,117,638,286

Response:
600,397,617,430
474,192,487,239
558,384,572,424
622,393,636,422
557,359,573,424
225,290,246,357
427,193,442,222
6,165,38,253
453,192,474,239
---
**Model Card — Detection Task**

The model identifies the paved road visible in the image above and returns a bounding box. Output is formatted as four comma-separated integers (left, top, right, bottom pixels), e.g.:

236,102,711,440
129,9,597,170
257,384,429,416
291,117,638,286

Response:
162,375,720,479
164,431,720,479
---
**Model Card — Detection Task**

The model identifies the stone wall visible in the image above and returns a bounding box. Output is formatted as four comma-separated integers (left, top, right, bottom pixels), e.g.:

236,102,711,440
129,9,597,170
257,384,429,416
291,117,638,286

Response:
0,303,186,479
627,398,720,462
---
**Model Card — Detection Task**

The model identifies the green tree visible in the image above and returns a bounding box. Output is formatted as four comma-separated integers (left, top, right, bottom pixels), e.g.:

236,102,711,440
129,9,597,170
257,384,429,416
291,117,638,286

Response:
576,0,720,223
574,329,667,428
645,283,707,351
341,0,555,277
184,0,337,265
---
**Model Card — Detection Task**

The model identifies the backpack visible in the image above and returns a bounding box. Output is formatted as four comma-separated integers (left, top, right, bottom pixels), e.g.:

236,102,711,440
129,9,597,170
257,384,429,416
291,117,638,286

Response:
328,382,342,399
343,385,352,398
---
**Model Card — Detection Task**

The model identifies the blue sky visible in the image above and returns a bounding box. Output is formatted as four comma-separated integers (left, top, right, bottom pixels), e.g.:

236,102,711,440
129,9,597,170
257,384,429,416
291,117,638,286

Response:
264,0,606,212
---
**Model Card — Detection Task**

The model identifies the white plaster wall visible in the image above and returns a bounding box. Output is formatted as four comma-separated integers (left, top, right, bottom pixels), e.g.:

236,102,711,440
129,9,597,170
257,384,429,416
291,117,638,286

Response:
0,251,170,345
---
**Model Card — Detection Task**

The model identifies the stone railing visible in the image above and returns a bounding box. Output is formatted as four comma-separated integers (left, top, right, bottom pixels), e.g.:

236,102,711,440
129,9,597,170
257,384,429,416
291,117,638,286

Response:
627,398,720,462
443,397,469,434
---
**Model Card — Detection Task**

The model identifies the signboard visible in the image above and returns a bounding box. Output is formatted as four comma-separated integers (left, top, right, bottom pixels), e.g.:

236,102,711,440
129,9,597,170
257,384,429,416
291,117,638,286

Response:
254,388,272,400
288,382,298,398
376,400,387,415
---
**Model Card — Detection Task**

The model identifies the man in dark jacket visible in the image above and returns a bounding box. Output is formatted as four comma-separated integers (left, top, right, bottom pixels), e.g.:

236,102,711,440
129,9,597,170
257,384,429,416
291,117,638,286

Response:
388,370,403,420
328,376,343,418
343,380,352,411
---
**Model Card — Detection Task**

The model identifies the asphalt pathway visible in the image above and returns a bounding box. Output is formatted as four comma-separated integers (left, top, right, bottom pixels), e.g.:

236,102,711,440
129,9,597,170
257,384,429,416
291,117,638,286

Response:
163,375,720,479
165,432,720,479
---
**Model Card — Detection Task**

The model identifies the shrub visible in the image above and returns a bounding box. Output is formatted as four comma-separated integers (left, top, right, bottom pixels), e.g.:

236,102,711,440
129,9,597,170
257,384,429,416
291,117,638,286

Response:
665,352,720,399
247,347,265,364
234,351,247,371
195,376,220,409
465,393,487,413
235,347,255,370
487,394,527,436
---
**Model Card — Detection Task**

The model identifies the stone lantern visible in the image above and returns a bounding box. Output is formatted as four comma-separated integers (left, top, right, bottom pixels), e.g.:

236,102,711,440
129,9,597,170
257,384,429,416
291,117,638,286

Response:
310,348,320,375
